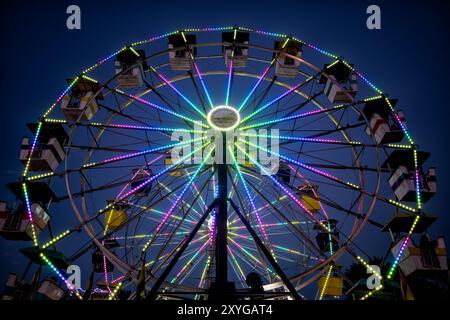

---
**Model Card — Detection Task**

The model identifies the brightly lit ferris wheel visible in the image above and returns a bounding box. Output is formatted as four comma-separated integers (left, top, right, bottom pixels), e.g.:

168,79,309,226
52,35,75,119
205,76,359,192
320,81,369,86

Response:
0,26,446,301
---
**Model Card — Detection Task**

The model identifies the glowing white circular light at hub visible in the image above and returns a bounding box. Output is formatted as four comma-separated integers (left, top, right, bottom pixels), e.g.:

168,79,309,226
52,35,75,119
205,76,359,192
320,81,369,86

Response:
207,105,240,131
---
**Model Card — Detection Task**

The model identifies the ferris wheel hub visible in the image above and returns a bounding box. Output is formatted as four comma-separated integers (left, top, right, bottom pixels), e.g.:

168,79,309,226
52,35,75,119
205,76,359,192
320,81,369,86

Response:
207,105,240,131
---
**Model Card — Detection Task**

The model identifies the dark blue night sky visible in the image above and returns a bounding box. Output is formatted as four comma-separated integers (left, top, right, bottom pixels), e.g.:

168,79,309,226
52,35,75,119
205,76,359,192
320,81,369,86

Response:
0,0,449,293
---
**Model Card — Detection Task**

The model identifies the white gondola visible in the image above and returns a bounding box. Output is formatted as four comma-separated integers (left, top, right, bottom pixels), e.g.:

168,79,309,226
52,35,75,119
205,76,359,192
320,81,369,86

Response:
2,273,25,300
61,77,102,121
222,31,249,68
61,91,98,121
323,61,358,103
362,98,407,144
36,278,65,300
20,136,65,172
391,235,448,277
0,202,50,241
115,48,147,88
324,72,357,103
389,166,436,202
168,34,196,71
130,168,153,197
274,40,302,78
383,150,436,203
366,110,407,144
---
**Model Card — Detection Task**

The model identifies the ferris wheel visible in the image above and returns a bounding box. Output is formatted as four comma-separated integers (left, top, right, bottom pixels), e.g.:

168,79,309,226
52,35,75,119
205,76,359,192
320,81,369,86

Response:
0,26,445,301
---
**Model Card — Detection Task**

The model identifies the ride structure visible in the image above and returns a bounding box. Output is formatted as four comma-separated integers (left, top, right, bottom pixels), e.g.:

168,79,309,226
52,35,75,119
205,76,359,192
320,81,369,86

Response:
0,26,447,301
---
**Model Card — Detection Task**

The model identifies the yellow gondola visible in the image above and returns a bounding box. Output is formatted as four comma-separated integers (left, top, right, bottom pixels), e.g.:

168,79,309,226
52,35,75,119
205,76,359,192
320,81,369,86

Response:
318,275,344,297
105,200,128,230
165,156,182,176
298,185,321,213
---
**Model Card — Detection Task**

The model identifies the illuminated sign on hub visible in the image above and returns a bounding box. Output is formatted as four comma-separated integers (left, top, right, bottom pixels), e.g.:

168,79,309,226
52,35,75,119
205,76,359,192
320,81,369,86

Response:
207,105,240,131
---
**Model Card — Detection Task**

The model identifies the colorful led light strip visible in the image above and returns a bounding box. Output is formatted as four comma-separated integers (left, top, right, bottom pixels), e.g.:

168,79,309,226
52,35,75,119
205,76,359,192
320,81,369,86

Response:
82,138,200,169
170,241,209,284
387,215,420,279
22,122,42,177
141,144,212,252
153,149,212,235
107,282,123,300
115,154,164,200
193,60,214,109
240,104,348,130
228,236,276,276
228,247,246,281
240,76,314,124
241,139,360,190
22,183,38,246
413,149,422,210
386,144,412,149
229,146,270,244
26,172,56,181
149,66,207,119
356,255,382,280
88,122,204,134
179,31,215,109
102,244,112,293
243,133,362,146
121,143,209,204
97,142,210,236
39,253,83,300
386,199,417,213
116,90,208,128
41,230,71,249
384,98,414,145
42,77,79,118
81,74,98,83
235,143,328,231
225,56,233,106
238,59,275,112
319,265,333,300
360,285,383,300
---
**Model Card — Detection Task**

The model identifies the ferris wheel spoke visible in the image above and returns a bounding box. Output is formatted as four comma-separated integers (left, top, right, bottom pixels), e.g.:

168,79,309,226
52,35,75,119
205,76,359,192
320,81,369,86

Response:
228,150,271,244
64,121,204,135
238,58,276,113
168,241,209,286
110,182,204,266
244,132,363,146
243,168,326,257
115,89,207,128
225,54,234,106
247,89,321,125
240,72,320,125
141,147,214,253
240,100,363,130
80,138,200,170
228,174,281,281
148,65,207,119
189,56,214,109
228,247,247,285
241,139,360,192
76,143,211,238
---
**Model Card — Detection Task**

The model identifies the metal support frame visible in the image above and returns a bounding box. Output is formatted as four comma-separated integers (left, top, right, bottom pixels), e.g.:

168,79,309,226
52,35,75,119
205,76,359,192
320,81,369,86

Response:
228,199,302,300
147,200,218,299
